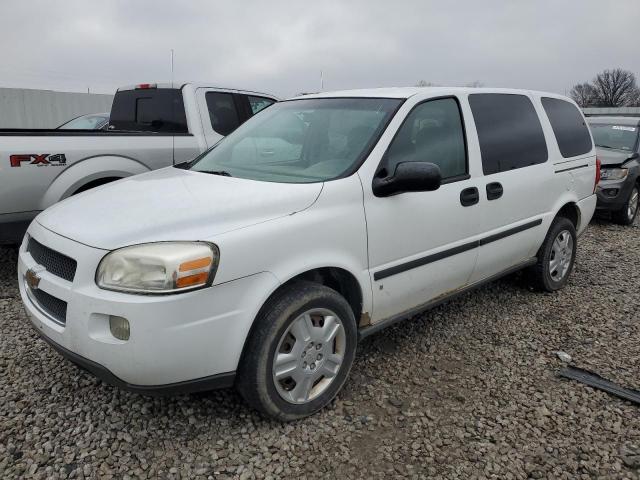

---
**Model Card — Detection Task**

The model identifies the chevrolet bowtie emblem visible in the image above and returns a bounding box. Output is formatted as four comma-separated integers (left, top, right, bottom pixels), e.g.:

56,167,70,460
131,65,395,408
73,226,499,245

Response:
25,265,46,290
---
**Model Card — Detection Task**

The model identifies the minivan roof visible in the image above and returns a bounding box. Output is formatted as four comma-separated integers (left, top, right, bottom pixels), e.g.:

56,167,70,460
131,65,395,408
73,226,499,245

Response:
291,87,571,100
587,116,640,126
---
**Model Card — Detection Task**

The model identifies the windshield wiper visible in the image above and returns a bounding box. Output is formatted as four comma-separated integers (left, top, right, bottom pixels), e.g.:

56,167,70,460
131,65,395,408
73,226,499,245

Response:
198,170,232,177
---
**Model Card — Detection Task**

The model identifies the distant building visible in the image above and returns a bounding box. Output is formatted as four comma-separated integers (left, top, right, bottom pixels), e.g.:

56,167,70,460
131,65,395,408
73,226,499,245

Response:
583,107,640,117
0,87,114,129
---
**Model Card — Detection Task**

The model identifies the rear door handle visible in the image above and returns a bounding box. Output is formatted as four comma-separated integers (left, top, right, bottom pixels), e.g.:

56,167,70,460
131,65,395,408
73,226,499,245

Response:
460,187,479,207
486,182,503,200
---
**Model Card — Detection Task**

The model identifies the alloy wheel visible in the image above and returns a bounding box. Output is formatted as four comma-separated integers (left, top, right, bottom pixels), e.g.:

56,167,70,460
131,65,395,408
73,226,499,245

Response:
272,308,346,404
549,229,574,282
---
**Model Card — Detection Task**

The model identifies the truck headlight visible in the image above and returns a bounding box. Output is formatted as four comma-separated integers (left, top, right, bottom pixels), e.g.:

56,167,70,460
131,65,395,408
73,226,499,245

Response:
600,168,628,181
96,242,219,294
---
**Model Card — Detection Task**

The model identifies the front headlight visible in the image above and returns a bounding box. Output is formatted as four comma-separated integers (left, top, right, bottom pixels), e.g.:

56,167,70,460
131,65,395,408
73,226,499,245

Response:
600,168,628,181
96,242,219,294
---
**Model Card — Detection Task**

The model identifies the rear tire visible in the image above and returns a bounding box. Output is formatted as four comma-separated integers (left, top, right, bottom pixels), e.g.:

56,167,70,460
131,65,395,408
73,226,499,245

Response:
529,217,577,292
612,185,639,226
236,281,357,421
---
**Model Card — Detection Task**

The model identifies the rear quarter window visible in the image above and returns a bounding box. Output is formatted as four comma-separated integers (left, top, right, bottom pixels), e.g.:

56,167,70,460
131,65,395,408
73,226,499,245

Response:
247,95,276,115
542,97,592,158
469,93,548,175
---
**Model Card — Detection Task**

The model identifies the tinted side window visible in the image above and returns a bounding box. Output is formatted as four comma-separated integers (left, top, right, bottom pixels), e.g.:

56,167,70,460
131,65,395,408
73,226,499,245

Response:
542,97,592,158
384,98,467,179
206,92,241,136
248,95,275,115
469,94,548,175
109,89,188,133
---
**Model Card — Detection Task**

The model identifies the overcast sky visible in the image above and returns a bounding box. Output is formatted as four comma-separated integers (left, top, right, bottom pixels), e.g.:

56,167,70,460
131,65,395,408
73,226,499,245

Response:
2,0,639,98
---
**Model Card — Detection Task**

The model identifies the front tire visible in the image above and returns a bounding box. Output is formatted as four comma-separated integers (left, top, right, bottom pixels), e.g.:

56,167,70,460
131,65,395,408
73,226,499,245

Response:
529,217,577,292
612,185,639,226
237,281,357,421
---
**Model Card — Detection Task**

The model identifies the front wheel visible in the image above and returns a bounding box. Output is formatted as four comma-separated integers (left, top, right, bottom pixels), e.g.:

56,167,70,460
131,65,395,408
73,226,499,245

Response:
612,185,639,226
529,217,577,292
236,281,357,421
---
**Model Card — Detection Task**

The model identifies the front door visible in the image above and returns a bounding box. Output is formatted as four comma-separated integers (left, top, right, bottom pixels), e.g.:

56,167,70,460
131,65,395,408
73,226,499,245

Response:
362,96,482,323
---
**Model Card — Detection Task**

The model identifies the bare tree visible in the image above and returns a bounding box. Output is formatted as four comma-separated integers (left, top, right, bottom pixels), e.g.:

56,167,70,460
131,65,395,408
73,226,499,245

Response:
590,69,640,107
464,81,484,88
415,80,438,87
570,82,596,107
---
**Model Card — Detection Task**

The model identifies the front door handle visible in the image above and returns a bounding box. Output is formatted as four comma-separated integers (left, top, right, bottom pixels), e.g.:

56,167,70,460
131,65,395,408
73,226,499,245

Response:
486,182,503,200
460,187,479,207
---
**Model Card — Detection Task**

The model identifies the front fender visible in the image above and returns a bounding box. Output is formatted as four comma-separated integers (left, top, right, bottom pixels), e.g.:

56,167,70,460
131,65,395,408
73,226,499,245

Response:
39,155,150,210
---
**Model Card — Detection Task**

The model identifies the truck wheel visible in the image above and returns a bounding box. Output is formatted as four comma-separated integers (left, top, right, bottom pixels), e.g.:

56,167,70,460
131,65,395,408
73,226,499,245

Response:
612,185,639,226
529,217,577,292
237,281,357,421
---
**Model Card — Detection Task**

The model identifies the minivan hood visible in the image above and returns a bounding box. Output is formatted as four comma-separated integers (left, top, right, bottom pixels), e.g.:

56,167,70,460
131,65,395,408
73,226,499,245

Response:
37,168,323,250
596,147,635,166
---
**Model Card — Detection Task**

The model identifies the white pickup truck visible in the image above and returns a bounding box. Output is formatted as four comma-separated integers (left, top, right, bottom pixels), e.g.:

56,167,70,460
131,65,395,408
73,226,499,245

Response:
0,83,277,244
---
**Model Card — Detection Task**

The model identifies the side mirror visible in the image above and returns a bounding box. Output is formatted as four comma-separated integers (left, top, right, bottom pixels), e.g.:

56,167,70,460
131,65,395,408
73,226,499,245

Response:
372,162,442,197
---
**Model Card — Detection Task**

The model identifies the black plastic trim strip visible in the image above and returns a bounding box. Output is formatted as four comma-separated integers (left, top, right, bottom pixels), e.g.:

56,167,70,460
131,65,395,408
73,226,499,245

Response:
374,241,477,281
373,219,542,281
478,219,542,246
555,164,589,173
559,366,640,405
30,323,235,395
360,257,537,339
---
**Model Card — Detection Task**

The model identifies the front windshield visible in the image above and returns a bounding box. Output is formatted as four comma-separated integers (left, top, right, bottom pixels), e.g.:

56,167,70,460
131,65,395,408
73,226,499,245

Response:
590,124,639,151
59,114,109,130
189,97,402,183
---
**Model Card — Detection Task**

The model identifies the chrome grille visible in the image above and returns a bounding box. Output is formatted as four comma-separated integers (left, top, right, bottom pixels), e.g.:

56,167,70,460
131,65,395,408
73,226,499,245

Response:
27,237,77,282
29,288,67,325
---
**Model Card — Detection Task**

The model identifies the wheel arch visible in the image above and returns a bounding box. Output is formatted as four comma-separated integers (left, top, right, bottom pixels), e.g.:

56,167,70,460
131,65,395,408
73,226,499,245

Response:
236,266,366,375
555,201,580,229
39,155,151,209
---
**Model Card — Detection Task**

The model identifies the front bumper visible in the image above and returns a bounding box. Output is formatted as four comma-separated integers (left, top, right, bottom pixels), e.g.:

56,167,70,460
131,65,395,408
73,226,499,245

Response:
27,323,236,395
596,177,635,211
18,221,280,391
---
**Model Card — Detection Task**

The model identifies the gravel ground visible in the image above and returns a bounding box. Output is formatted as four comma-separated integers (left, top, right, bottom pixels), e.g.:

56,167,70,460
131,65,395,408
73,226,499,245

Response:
1,217,639,479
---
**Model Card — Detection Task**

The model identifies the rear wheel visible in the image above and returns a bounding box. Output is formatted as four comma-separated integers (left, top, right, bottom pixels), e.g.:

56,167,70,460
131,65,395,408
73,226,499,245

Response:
237,281,357,421
529,217,577,292
612,185,639,226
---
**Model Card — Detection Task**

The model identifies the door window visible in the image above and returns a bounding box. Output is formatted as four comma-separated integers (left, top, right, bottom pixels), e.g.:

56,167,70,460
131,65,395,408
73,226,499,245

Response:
247,95,276,115
469,93,548,175
206,92,241,136
383,98,467,180
542,97,592,158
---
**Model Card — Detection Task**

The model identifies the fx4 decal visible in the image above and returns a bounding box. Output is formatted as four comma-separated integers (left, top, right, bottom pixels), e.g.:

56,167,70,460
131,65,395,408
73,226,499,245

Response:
10,153,67,167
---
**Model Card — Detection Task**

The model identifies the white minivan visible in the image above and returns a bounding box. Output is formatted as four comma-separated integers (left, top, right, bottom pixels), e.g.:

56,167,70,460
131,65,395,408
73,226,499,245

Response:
18,87,598,420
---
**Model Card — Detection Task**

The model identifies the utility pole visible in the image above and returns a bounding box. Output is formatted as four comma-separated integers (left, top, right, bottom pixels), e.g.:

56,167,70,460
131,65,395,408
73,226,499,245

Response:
320,70,323,91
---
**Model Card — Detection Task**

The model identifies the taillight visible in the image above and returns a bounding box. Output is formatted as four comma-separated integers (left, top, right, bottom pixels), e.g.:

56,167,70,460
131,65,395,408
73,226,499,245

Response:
594,157,601,193
135,83,157,89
